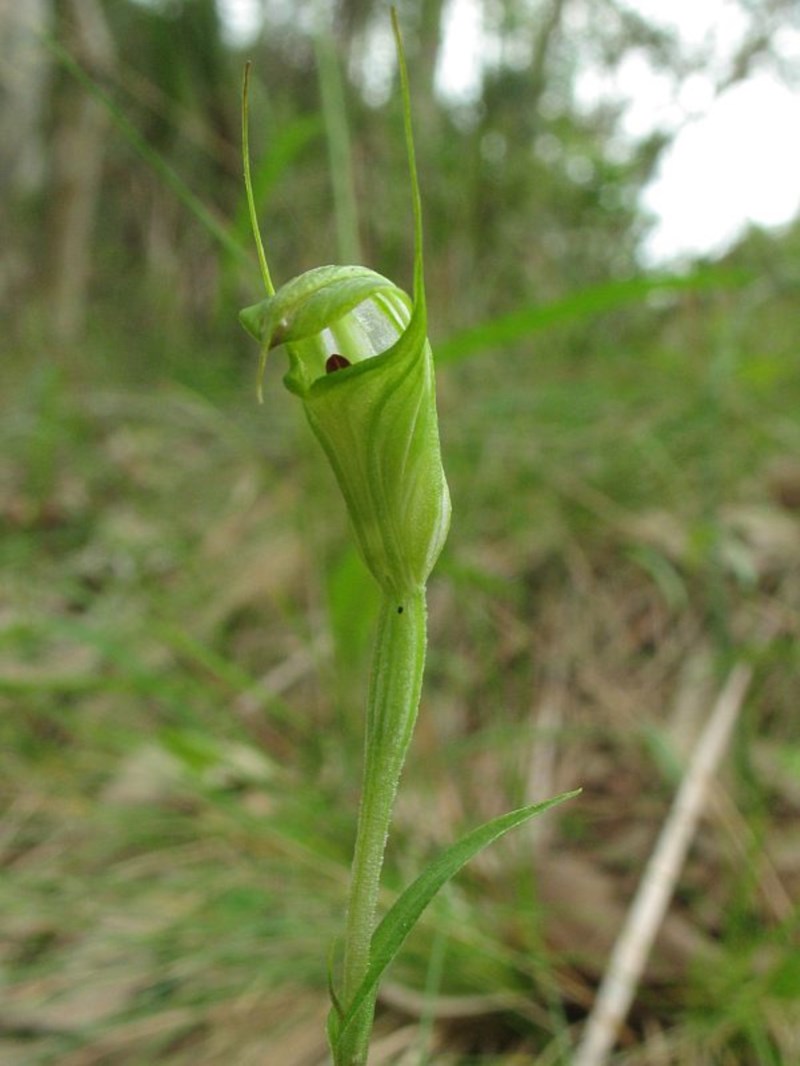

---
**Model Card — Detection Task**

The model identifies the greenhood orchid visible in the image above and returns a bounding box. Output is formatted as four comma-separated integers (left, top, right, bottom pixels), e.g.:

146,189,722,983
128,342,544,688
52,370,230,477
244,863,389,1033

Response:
238,15,574,1066
239,261,450,600
239,15,456,1065
238,11,450,606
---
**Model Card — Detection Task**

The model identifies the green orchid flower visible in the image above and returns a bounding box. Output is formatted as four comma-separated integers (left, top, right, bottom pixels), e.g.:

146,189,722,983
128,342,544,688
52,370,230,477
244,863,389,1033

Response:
238,16,574,1066
238,16,449,606
238,16,453,1064
239,260,450,600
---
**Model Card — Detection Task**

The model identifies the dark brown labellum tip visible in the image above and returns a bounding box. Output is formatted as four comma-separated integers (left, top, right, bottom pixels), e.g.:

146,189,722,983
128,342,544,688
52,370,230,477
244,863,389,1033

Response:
326,353,351,374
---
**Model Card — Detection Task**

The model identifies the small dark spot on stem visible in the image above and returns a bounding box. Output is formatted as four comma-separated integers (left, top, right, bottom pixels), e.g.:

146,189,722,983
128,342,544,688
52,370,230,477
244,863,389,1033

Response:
326,353,351,374
397,605,404,614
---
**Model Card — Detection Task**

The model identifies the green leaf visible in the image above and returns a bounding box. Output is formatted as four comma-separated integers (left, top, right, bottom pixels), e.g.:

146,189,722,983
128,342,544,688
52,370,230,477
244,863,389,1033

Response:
332,790,580,1050
434,268,752,365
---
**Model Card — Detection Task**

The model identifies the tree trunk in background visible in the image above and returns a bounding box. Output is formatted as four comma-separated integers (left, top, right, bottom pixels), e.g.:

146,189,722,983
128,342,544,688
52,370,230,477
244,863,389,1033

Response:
0,1,50,197
0,1,50,312
529,0,568,109
48,0,114,345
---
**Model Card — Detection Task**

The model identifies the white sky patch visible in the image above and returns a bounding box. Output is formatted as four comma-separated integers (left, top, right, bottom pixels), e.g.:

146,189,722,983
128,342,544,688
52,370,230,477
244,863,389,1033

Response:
216,0,262,48
641,74,800,264
619,0,750,60
351,18,396,107
575,51,682,140
435,0,485,103
607,0,800,262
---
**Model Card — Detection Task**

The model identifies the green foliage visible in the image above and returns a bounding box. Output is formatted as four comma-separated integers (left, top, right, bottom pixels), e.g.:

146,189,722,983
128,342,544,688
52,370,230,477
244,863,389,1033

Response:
328,791,578,1054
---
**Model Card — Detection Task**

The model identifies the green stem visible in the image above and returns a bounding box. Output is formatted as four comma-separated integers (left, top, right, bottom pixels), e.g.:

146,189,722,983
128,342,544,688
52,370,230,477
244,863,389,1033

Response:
336,589,427,1066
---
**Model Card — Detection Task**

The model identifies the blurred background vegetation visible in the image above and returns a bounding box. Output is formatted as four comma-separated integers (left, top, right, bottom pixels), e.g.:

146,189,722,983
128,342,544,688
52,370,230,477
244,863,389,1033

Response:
2,1,800,1063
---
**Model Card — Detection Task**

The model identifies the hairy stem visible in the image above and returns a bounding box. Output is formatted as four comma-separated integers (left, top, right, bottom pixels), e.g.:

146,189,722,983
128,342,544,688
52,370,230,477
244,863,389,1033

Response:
336,589,427,1065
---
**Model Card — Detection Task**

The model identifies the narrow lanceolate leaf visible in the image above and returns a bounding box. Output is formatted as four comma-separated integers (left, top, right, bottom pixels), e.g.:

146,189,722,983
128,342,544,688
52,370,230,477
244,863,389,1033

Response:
434,267,752,365
329,790,581,1052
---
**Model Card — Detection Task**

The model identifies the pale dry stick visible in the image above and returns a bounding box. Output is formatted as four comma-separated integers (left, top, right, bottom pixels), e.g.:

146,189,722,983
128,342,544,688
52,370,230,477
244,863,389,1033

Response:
573,662,753,1066
234,641,326,719
524,692,563,850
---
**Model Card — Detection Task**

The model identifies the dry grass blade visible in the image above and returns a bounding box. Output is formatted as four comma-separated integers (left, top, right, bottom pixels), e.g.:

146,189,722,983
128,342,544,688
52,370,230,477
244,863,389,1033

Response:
573,663,754,1066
